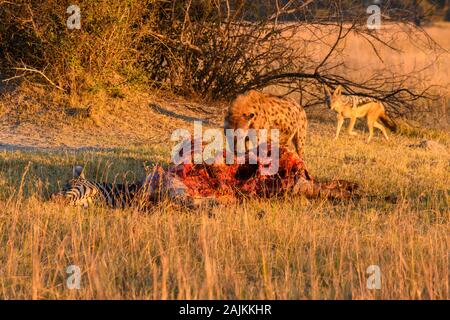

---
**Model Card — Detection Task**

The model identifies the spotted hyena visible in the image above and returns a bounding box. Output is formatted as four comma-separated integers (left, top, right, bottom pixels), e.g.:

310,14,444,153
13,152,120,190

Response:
224,90,307,156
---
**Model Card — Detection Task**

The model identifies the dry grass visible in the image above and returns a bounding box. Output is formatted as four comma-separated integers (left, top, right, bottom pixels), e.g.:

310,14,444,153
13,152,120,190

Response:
0,23,449,300
0,115,448,299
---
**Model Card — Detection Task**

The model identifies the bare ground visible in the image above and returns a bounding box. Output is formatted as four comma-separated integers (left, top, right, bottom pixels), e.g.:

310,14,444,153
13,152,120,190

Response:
0,91,225,151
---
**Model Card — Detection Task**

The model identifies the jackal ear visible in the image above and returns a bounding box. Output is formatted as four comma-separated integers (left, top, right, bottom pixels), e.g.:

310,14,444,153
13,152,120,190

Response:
73,165,85,179
333,85,342,96
324,85,331,97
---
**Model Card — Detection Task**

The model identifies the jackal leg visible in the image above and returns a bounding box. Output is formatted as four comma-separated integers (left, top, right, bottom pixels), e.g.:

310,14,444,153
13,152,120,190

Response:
335,115,344,139
367,118,375,143
374,121,389,140
347,116,357,136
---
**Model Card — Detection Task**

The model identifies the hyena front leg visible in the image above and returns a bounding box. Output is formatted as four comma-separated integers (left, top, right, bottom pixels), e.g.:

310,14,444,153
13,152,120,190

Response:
347,116,358,136
293,129,304,157
335,115,344,139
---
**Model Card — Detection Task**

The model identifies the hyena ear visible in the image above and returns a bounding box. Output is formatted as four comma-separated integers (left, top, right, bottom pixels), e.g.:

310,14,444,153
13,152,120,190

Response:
73,165,85,179
333,85,342,97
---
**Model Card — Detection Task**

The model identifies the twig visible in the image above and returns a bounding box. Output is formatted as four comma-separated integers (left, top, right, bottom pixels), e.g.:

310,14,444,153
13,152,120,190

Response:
10,67,64,91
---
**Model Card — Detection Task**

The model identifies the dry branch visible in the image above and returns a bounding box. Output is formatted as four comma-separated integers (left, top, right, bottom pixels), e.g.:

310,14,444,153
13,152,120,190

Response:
5,67,64,91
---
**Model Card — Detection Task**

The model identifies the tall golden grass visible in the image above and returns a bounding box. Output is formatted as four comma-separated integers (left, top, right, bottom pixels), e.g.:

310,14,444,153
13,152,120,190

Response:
0,23,449,300
0,120,448,299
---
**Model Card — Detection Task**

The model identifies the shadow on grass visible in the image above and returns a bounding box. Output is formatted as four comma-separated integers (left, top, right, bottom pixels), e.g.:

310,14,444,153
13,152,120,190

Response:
0,146,171,200
149,102,214,125
0,143,118,153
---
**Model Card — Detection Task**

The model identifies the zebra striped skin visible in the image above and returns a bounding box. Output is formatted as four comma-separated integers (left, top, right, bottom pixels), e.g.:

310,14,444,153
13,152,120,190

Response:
54,166,142,208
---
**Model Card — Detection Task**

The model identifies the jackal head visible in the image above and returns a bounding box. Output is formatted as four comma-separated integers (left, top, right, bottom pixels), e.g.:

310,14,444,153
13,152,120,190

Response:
324,85,343,111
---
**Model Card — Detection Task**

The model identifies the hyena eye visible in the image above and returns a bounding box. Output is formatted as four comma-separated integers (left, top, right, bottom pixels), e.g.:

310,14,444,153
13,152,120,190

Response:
243,113,254,120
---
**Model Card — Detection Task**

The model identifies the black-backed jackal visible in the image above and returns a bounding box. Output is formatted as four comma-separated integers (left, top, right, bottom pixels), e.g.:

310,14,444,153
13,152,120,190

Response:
324,85,396,143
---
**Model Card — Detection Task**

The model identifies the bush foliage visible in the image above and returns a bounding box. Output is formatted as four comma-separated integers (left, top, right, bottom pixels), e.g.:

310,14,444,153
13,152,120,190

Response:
0,0,150,93
0,0,446,102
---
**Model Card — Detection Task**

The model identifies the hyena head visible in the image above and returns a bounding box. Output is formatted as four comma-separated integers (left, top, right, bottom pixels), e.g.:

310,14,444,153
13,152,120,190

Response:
224,91,259,152
324,85,344,111
224,95,256,131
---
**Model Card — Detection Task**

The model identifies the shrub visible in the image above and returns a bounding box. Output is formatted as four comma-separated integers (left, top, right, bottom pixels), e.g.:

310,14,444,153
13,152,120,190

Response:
138,0,306,99
0,0,151,93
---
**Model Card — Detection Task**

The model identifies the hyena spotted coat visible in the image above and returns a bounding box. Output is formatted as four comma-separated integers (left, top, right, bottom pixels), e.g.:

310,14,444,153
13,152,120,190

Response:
224,90,308,157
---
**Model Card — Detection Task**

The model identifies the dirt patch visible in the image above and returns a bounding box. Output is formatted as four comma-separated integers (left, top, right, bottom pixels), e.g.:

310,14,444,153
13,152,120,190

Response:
0,90,225,150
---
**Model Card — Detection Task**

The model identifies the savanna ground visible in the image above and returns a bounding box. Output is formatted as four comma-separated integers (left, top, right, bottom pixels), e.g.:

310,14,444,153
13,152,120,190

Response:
0,23,449,300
